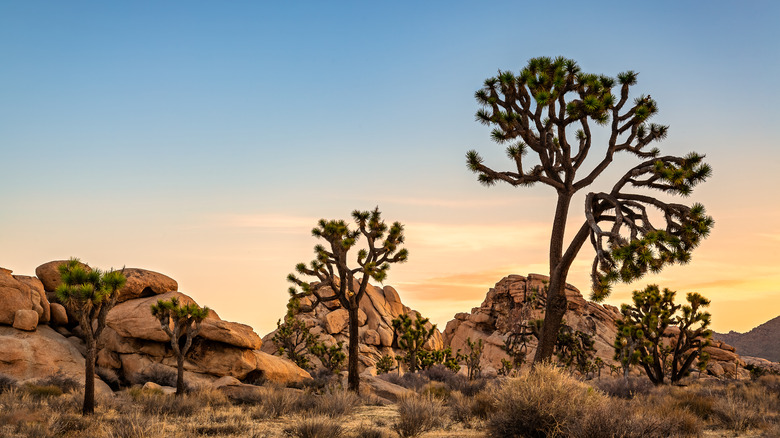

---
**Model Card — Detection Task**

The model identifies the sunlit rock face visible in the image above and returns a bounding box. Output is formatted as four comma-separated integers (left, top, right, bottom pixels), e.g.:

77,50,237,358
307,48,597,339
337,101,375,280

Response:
442,274,751,380
0,260,311,390
261,280,443,373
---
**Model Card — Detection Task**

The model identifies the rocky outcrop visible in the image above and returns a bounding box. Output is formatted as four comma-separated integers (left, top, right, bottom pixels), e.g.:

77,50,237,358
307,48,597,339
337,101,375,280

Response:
0,260,311,390
713,316,780,362
116,268,178,302
0,268,46,330
443,274,750,380
0,325,112,396
262,281,444,373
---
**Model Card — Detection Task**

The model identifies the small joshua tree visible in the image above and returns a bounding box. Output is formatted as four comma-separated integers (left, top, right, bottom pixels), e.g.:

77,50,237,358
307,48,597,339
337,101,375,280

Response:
309,340,347,374
465,337,484,380
55,258,126,415
375,354,396,375
614,318,644,379
420,347,462,372
615,284,712,384
466,56,713,364
555,324,596,375
150,297,210,396
288,207,408,392
272,301,318,370
392,313,436,373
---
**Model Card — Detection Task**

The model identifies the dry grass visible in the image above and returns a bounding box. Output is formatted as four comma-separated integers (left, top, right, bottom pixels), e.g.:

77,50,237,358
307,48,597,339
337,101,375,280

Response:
0,369,777,438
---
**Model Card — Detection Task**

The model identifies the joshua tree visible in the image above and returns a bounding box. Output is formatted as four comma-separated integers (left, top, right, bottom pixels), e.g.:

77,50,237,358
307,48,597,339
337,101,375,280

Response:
150,297,210,395
466,56,713,364
465,337,484,380
272,301,318,370
615,284,712,384
55,258,126,415
392,313,436,373
288,207,408,392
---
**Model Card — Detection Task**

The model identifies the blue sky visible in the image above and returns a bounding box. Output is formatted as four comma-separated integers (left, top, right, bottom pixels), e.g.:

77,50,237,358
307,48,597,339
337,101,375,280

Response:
2,1,779,334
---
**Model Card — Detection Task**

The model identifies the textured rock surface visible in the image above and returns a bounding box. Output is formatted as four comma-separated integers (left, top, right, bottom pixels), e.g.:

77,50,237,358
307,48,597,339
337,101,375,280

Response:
262,280,444,373
0,325,112,395
713,316,780,362
443,274,751,379
117,268,178,302
35,260,91,292
13,309,39,331
0,268,36,326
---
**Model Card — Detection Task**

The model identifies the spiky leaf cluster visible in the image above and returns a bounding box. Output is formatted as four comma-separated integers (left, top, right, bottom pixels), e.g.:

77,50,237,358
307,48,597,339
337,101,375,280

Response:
614,285,712,384
588,156,714,300
55,259,126,315
465,337,484,380
272,313,318,370
467,56,668,190
309,340,347,374
418,347,462,372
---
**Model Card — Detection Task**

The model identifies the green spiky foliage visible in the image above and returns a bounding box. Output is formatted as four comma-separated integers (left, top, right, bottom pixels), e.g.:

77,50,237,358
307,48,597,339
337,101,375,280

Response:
392,313,436,373
614,314,644,379
375,354,396,375
55,258,126,415
309,340,347,374
271,299,318,371
419,347,463,372
466,56,712,364
615,285,712,385
150,297,210,396
497,358,514,377
554,324,595,375
287,207,408,392
465,337,484,380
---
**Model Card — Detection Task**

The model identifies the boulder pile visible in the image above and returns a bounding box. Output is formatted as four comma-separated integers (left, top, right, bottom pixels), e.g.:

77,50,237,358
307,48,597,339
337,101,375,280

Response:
442,274,751,379
0,261,310,390
262,280,443,374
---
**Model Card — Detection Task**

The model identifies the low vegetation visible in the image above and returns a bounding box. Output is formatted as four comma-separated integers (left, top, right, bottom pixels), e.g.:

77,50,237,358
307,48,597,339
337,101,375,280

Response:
1,365,778,437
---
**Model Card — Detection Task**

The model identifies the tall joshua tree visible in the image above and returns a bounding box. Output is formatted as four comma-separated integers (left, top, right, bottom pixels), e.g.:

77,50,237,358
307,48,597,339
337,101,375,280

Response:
288,207,408,392
150,297,210,396
55,258,126,415
466,56,713,364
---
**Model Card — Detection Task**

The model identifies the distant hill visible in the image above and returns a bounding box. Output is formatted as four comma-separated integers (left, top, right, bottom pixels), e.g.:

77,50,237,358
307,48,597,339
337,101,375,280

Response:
713,316,780,362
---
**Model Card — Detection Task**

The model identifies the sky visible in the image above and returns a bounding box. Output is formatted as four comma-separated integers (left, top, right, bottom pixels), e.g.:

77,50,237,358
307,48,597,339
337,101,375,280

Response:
1,1,779,336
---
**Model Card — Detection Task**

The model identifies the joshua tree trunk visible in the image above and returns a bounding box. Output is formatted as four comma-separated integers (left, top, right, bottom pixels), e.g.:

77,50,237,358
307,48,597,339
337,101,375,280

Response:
347,304,360,392
176,354,185,396
83,340,96,415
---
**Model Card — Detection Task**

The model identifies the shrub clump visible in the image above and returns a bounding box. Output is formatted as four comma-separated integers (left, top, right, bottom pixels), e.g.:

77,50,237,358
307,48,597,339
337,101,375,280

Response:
393,393,448,437
284,415,343,438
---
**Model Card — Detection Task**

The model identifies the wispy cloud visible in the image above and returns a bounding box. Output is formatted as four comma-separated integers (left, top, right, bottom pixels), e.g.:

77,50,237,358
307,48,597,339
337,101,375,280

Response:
405,221,550,252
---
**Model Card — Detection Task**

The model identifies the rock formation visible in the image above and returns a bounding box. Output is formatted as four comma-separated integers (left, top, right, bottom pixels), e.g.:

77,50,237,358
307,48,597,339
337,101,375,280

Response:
0,261,311,390
262,281,444,374
443,274,751,380
713,316,780,362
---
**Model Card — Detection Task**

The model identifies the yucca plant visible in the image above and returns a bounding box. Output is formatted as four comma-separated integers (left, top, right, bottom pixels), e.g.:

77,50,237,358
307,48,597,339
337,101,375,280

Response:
466,56,713,364
287,207,408,392
150,297,210,395
615,285,711,384
392,313,436,373
55,258,126,415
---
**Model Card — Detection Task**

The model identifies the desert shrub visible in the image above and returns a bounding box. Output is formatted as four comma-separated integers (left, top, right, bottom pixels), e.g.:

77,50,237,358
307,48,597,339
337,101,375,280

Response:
311,388,360,418
284,416,343,438
191,421,246,437
251,386,303,419
133,391,201,417
576,396,701,438
487,365,601,438
37,371,81,393
348,423,390,438
23,384,63,399
51,413,102,436
131,364,179,389
447,391,476,425
0,373,17,393
420,381,450,400
106,410,159,438
393,393,448,437
710,385,767,431
375,355,396,375
192,387,232,408
757,374,780,393
379,371,429,391
593,375,654,399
